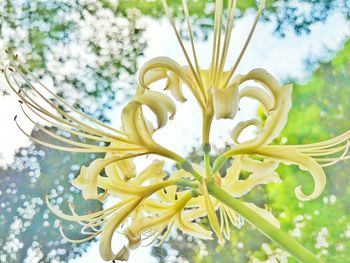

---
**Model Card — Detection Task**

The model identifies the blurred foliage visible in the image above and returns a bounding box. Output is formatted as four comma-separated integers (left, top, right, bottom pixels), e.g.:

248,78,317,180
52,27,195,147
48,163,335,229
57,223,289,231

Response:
117,0,350,38
0,129,103,262
152,40,350,262
0,0,146,121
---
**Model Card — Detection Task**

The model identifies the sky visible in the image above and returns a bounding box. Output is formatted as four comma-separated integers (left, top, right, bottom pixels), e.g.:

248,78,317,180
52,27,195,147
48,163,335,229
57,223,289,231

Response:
0,7,349,263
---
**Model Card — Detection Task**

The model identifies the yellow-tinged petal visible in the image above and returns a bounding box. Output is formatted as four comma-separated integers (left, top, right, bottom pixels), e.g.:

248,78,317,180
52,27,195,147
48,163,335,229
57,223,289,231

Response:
121,90,175,147
201,181,224,245
228,170,280,197
211,84,239,119
139,56,205,107
135,90,176,128
240,156,278,174
72,157,119,200
105,150,136,183
99,197,143,261
165,71,187,102
223,157,280,197
239,85,274,112
231,119,260,144
257,84,293,145
133,160,165,185
114,245,130,262
176,212,213,240
257,146,326,201
222,157,241,184
143,68,167,86
232,68,282,108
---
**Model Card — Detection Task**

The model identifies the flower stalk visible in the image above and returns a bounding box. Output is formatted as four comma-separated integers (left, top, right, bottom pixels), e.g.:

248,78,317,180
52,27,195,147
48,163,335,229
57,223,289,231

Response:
207,183,323,263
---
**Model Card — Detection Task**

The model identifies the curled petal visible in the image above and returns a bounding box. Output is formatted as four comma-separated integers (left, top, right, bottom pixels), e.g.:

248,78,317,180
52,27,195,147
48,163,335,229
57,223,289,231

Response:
165,71,187,102
257,84,293,145
211,84,239,119
223,157,280,197
257,146,326,201
72,157,120,200
239,85,274,112
122,90,176,146
143,68,167,86
135,91,176,129
139,56,205,106
114,245,130,262
105,150,136,183
133,160,165,185
232,68,282,109
99,198,142,261
231,119,260,144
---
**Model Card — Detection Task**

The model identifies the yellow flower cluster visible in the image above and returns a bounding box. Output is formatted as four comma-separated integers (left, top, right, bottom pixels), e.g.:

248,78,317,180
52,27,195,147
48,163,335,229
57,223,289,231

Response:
4,0,350,261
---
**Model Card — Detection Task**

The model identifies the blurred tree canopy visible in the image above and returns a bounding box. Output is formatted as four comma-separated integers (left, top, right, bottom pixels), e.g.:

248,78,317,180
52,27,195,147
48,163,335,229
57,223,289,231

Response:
0,0,349,262
152,40,350,262
116,0,350,38
0,130,103,262
0,0,146,121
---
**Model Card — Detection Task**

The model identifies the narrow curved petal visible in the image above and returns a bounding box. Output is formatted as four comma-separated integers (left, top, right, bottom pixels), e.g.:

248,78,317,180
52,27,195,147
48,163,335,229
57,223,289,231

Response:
257,146,326,201
176,212,213,240
239,85,274,112
121,90,176,146
72,157,119,200
99,198,142,261
257,84,293,145
231,119,260,144
201,181,224,245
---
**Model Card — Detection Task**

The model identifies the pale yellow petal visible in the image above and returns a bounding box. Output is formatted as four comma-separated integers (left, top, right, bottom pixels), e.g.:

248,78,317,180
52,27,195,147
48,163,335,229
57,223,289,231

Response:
257,146,326,201
99,198,142,261
165,72,187,102
133,160,165,185
240,156,278,174
228,171,281,197
201,181,224,245
257,84,293,145
72,158,115,200
176,213,213,240
239,85,274,112
231,119,260,144
211,84,239,119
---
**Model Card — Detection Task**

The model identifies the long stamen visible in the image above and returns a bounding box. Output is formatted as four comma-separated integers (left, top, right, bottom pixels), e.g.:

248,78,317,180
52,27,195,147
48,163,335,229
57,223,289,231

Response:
5,65,131,143
210,0,223,84
19,104,142,152
8,55,126,136
217,0,237,83
161,0,205,97
59,226,101,244
182,0,205,92
222,0,265,89
213,0,224,86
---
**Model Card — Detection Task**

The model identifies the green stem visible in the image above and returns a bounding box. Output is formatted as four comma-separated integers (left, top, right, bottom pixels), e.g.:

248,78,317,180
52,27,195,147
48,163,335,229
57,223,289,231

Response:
212,155,228,174
208,184,323,263
176,179,199,189
203,143,211,178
